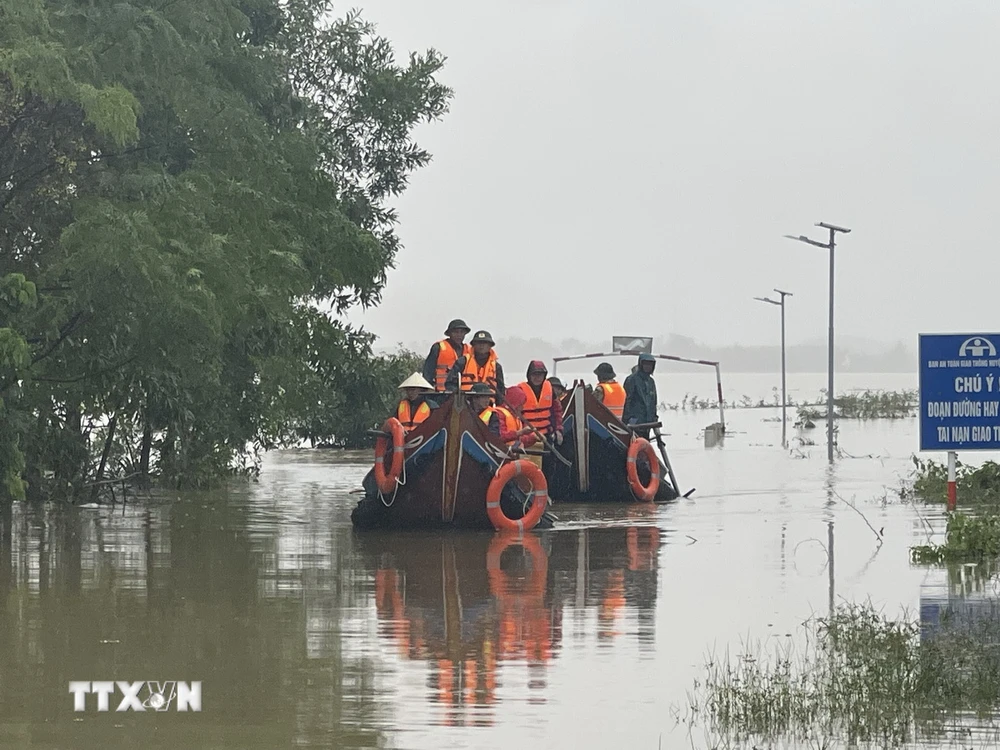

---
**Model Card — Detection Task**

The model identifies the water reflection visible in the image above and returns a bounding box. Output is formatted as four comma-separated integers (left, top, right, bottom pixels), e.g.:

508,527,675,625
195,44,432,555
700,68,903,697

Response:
358,522,663,728
0,497,390,749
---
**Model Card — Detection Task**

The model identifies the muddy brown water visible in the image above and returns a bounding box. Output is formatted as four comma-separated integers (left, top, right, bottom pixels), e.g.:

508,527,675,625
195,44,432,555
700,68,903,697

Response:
1,372,994,748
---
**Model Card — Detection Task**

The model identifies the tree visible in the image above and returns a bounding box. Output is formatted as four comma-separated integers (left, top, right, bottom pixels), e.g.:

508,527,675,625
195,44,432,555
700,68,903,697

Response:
0,0,451,499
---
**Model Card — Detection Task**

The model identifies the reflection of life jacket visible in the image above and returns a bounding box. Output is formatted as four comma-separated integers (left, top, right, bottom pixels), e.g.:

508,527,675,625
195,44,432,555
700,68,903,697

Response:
397,399,431,432
520,381,553,433
480,405,522,444
436,659,456,725
374,569,411,657
434,340,471,391
596,381,626,419
598,569,626,640
460,352,498,391
627,526,660,571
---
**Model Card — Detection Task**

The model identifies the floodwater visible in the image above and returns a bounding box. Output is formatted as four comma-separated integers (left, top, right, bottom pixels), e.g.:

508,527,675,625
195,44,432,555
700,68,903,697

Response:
2,370,999,749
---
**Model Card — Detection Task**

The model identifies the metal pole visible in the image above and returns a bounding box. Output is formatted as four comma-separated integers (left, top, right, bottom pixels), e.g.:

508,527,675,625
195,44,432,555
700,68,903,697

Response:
827,227,835,463
827,519,835,614
784,222,849,462
714,363,726,434
780,296,787,449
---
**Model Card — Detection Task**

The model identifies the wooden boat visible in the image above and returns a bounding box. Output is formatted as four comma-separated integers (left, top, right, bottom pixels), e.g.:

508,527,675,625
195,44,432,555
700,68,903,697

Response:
545,383,679,503
351,390,554,531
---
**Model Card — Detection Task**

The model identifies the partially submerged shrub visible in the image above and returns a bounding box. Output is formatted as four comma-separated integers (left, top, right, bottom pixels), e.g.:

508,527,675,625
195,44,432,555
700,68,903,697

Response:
904,457,1000,505
911,512,1000,564
686,602,1000,748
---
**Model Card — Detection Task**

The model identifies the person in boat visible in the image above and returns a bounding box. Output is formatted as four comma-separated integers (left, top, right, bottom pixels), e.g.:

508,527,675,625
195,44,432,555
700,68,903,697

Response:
469,384,552,527
622,353,658,439
444,329,506,403
395,373,439,434
547,377,567,400
516,360,564,446
592,363,626,420
471,383,536,447
422,319,472,392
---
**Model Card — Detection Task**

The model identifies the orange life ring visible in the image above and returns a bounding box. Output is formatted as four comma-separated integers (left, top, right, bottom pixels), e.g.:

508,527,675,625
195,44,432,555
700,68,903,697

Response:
486,532,548,599
485,460,549,532
374,417,405,493
626,438,660,501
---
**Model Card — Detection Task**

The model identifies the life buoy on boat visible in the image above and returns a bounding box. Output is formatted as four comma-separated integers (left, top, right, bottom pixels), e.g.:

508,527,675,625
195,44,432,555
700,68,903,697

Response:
626,438,660,501
374,417,405,493
485,460,549,532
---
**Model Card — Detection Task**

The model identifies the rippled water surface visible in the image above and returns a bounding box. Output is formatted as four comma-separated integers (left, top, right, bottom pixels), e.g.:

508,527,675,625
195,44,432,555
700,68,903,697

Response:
5,371,1000,749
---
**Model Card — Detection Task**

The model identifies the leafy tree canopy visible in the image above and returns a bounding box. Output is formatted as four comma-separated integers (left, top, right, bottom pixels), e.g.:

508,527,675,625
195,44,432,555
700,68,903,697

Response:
0,0,451,499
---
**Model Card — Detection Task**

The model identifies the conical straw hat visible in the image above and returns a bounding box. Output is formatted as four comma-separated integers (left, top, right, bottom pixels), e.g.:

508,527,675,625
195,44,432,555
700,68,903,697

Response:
398,373,434,391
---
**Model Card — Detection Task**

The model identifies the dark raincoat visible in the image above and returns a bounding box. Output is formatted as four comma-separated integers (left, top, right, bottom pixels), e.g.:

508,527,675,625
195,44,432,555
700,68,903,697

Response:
622,368,658,426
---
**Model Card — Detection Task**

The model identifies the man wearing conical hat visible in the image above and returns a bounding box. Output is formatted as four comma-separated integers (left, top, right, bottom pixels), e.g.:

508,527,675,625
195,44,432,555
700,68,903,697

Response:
396,373,438,434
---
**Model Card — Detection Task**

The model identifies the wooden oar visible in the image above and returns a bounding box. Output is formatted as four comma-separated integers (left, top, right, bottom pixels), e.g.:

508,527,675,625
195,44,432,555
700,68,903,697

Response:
627,421,689,498
651,425,681,497
517,416,572,467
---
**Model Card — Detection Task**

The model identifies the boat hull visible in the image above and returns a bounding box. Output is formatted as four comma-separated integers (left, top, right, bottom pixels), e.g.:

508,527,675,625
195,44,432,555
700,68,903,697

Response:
351,393,552,531
546,385,678,504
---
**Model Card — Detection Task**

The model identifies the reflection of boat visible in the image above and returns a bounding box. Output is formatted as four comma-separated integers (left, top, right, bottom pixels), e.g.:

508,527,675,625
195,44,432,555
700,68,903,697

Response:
363,531,557,727
351,391,552,531
546,384,678,503
359,523,664,725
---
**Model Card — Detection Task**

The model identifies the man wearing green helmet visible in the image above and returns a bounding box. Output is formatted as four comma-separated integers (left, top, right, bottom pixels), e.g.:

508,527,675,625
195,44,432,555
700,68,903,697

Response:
622,353,658,439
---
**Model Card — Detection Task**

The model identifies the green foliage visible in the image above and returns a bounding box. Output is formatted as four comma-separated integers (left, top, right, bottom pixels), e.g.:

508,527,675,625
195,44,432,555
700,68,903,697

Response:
0,272,38,499
687,601,1000,748
910,511,1000,564
905,457,1000,505
835,389,917,419
0,0,451,498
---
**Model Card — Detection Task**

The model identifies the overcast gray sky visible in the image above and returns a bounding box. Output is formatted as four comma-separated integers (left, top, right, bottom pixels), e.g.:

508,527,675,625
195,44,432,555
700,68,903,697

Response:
345,0,1000,351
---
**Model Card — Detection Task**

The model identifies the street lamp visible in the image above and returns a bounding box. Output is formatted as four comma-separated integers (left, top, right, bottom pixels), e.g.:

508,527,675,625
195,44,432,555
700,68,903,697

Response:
783,222,851,463
754,288,793,448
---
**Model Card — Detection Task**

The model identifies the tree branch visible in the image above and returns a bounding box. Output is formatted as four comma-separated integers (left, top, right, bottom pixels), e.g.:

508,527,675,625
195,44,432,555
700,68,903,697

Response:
30,311,85,365
33,355,137,384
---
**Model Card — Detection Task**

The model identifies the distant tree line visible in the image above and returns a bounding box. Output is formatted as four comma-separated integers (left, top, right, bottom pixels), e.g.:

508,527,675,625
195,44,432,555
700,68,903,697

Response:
470,335,915,375
0,0,449,499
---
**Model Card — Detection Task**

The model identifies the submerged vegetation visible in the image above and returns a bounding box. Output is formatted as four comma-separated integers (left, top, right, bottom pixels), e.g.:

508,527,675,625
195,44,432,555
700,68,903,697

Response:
905,457,1000,505
911,511,1000,564
685,602,1000,748
836,389,918,419
663,388,917,420
0,0,451,499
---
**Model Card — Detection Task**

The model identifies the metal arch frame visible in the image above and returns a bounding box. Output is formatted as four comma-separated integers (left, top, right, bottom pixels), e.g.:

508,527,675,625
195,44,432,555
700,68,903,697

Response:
551,352,726,434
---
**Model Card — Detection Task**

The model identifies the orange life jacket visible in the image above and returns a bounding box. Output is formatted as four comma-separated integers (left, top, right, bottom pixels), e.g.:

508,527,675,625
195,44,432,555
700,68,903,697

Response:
434,339,471,391
460,351,498,391
596,381,626,419
397,399,431,432
480,405,522,444
519,380,553,433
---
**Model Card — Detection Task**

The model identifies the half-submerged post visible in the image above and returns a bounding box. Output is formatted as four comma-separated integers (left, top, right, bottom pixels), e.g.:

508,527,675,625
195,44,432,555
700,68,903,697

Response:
947,450,957,511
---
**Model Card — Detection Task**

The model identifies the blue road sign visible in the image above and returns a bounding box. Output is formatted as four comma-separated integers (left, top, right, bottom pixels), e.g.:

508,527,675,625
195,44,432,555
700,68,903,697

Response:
919,333,1000,451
